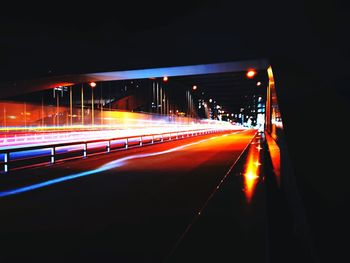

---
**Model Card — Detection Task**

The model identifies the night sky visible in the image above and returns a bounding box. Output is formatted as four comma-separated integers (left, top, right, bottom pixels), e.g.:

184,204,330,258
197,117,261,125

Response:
1,0,349,262
1,1,347,83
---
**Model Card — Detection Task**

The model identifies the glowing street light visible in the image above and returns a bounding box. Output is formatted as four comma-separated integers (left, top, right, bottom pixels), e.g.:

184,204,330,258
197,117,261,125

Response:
246,70,257,79
209,98,212,103
192,85,197,90
257,81,262,86
163,76,168,82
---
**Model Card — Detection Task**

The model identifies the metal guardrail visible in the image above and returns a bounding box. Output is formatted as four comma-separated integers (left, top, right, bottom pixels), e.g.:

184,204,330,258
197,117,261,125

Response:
0,128,225,173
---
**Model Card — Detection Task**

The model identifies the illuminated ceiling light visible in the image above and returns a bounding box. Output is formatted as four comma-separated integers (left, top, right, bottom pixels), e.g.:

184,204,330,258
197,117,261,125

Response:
246,70,257,79
163,76,168,82
257,81,262,86
192,85,197,90
89,82,97,88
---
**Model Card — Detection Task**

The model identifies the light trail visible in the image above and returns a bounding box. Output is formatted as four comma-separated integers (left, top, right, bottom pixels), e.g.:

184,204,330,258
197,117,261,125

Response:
1,123,238,149
1,113,243,162
1,124,237,148
243,136,261,203
0,131,246,198
0,100,241,149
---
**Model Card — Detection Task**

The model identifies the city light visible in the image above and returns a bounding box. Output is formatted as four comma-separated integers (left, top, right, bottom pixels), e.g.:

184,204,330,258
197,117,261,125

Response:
163,76,168,82
89,82,97,88
209,99,212,103
246,70,256,79
257,81,261,86
192,85,197,90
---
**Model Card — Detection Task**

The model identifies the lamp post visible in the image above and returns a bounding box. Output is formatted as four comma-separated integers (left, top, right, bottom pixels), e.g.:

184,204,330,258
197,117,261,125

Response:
90,82,96,126
81,83,84,125
70,86,73,126
100,83,103,125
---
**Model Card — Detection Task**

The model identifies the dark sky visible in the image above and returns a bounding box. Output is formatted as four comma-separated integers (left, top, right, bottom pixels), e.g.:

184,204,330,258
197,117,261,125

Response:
1,0,347,82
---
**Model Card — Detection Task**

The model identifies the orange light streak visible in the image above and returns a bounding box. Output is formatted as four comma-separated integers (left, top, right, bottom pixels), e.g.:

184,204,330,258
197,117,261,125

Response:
1,99,245,149
246,70,256,79
243,140,261,203
265,132,281,187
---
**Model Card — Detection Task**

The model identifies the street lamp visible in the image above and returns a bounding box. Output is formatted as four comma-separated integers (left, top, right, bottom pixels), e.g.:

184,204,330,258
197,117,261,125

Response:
192,85,197,90
90,82,96,125
246,70,257,79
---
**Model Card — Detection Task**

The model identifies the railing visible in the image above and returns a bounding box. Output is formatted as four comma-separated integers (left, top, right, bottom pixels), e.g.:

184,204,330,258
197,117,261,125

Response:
0,128,227,173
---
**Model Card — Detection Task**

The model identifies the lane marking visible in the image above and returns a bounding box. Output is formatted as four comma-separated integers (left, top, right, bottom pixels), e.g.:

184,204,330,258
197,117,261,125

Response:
0,131,246,198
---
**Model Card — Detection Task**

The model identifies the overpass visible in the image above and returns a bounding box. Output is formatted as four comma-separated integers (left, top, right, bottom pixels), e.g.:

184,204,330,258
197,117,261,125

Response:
0,59,313,263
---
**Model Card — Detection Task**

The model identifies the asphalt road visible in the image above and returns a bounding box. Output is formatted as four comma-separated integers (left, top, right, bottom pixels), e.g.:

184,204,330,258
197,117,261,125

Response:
0,129,259,262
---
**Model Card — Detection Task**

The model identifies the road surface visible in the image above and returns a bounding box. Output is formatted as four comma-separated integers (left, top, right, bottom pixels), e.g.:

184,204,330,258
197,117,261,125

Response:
0,129,263,262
